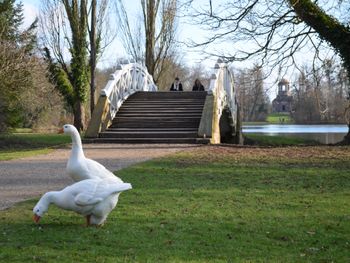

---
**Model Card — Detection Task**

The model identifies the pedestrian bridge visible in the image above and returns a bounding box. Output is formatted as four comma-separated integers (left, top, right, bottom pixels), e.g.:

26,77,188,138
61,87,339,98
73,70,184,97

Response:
85,59,242,144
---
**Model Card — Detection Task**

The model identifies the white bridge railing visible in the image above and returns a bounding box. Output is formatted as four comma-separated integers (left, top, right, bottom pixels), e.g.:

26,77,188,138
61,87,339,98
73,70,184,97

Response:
199,59,240,143
101,62,157,119
85,62,157,137
208,59,238,130
198,59,241,144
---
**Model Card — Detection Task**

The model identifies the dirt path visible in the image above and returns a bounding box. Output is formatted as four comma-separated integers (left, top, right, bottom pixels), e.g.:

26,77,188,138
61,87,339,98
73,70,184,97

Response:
0,144,199,210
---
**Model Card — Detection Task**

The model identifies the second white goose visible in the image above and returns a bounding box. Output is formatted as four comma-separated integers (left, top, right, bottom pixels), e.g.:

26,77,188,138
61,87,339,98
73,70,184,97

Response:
59,124,122,183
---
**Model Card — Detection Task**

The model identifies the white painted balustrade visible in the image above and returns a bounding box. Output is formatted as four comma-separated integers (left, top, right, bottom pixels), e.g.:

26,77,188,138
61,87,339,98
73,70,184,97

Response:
208,59,238,130
101,62,158,119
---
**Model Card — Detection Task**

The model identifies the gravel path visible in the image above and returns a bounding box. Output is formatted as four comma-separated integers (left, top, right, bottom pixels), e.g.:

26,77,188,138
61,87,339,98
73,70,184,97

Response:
0,143,199,210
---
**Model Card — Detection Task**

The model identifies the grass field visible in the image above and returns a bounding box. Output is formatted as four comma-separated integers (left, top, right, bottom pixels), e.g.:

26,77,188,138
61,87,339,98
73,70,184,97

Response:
0,133,70,161
266,113,293,123
244,134,319,146
0,145,349,262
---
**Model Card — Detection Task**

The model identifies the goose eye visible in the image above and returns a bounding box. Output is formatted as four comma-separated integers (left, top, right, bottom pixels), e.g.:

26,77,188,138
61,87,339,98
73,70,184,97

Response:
36,209,40,212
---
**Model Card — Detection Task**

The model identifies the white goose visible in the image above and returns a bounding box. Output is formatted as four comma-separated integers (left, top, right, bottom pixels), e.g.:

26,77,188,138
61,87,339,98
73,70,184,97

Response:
33,178,132,226
59,124,122,183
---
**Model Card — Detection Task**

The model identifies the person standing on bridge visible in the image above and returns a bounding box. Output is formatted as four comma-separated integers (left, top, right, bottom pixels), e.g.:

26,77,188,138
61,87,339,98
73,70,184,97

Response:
192,79,205,91
170,77,183,91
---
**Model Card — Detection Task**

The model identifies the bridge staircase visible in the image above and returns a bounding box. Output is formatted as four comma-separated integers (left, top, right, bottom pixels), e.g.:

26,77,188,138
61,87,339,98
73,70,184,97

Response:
94,91,207,143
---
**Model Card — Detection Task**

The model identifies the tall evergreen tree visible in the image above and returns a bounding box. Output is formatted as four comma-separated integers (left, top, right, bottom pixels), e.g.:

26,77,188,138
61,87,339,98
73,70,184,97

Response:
0,0,23,41
0,0,38,131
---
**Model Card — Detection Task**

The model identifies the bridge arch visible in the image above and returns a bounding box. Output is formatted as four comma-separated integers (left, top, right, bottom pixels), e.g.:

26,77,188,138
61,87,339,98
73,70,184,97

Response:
86,59,242,144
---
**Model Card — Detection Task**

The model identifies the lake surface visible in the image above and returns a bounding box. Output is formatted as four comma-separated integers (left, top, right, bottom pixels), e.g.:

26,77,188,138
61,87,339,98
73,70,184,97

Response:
243,124,348,144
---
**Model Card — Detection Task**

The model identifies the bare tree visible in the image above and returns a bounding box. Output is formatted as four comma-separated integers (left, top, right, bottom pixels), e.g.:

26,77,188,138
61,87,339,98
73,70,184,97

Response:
116,0,178,84
291,62,348,124
185,63,211,90
187,0,350,142
235,66,269,122
154,55,187,90
87,0,115,115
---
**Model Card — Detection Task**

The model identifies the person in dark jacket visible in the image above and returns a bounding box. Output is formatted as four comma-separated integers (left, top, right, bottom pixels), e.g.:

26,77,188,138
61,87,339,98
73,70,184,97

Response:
192,79,205,91
170,77,183,91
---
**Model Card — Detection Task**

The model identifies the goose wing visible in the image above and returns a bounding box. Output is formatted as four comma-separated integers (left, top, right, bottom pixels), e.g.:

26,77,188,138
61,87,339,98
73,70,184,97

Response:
85,158,123,183
74,179,132,206
74,179,102,206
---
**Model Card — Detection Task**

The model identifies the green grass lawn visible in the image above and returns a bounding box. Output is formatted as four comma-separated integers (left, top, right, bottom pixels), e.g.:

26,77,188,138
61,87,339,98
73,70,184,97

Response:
1,146,349,262
0,133,70,161
244,134,319,146
266,113,293,123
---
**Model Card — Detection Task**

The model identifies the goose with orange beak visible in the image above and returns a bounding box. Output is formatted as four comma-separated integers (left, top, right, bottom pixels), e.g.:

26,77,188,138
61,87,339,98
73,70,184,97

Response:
33,178,132,226
59,124,122,182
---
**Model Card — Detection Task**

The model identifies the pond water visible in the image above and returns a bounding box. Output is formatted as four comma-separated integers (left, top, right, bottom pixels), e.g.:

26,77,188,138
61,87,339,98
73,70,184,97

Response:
243,124,348,144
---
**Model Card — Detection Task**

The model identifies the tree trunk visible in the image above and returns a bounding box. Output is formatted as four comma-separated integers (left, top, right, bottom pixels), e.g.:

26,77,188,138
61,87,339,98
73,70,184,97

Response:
144,0,156,76
344,104,350,142
90,68,96,115
344,123,350,143
89,0,97,115
346,73,350,140
73,101,85,132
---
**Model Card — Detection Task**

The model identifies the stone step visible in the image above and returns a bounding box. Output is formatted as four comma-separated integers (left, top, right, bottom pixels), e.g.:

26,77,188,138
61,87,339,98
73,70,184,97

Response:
130,91,207,99
106,127,198,132
90,91,208,144
84,137,209,144
120,106,204,110
118,110,202,116
110,122,200,129
124,102,205,106
113,116,201,122
99,131,198,138
116,113,203,117
127,97,206,100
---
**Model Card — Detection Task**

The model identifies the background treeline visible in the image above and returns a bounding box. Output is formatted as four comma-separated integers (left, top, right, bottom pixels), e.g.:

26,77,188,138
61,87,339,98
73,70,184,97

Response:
292,59,348,124
234,60,349,124
1,0,349,132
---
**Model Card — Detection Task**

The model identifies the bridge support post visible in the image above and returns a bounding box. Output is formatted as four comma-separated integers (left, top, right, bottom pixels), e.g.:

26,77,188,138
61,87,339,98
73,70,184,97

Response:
199,59,243,144
198,94,222,144
198,94,214,139
85,96,111,138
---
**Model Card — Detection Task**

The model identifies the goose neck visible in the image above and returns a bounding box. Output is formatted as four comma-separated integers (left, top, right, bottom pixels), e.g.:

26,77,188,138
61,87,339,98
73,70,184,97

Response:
70,131,85,157
40,192,56,208
71,131,83,147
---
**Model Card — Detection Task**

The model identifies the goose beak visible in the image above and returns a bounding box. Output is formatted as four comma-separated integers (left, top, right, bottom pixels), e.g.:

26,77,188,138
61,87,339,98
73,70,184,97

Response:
58,128,64,134
33,214,41,223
